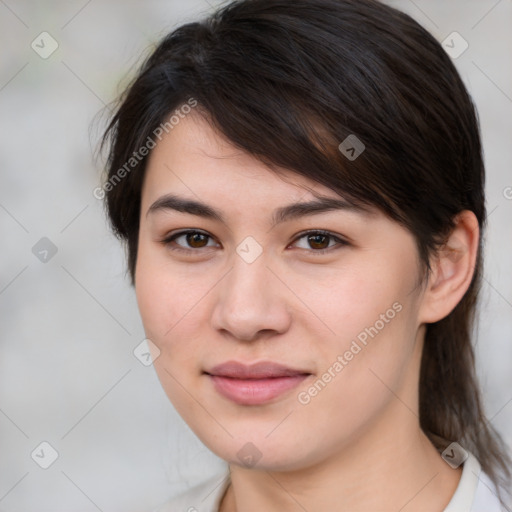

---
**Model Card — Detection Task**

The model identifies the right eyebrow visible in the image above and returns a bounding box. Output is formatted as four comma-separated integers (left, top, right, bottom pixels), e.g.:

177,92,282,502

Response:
146,194,227,223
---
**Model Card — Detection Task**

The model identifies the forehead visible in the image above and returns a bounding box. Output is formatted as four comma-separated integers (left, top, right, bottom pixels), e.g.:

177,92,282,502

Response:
145,113,307,191
142,112,373,215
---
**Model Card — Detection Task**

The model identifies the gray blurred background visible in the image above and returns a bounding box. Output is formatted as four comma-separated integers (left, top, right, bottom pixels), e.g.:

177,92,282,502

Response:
0,1,511,510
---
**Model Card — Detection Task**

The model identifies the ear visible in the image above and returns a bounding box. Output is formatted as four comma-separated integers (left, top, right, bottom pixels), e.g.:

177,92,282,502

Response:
418,210,480,324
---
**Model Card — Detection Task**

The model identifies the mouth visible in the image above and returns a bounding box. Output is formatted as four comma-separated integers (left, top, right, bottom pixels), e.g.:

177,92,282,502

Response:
204,360,312,405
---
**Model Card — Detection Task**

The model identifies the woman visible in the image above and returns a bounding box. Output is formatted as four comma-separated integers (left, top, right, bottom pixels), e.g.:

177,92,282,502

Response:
99,0,511,510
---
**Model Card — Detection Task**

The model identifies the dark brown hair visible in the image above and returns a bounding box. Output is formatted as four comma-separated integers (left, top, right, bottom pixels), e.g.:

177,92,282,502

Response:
99,0,511,501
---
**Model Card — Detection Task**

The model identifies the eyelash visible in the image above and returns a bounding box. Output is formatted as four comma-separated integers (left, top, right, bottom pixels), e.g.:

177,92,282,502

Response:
160,229,349,256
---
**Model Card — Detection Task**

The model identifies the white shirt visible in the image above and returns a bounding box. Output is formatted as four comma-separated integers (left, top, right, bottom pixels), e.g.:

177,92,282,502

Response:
153,451,504,512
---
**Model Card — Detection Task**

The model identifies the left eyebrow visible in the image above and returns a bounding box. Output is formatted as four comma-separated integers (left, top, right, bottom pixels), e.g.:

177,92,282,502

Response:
271,195,375,226
146,193,375,226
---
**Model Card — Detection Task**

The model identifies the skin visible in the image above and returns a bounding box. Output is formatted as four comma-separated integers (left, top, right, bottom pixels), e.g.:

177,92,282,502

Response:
135,111,479,511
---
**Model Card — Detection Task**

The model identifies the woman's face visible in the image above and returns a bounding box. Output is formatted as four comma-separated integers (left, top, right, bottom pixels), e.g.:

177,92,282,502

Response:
136,112,428,471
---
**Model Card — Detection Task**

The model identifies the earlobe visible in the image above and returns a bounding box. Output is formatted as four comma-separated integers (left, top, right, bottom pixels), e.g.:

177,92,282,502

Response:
418,211,480,324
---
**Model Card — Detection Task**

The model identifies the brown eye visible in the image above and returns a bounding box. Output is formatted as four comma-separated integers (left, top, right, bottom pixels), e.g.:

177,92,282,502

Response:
307,233,330,250
162,230,218,253
186,232,209,248
291,230,348,254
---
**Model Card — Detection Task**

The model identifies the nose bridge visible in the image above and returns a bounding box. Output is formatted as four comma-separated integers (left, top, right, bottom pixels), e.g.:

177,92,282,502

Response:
230,250,269,301
211,244,291,339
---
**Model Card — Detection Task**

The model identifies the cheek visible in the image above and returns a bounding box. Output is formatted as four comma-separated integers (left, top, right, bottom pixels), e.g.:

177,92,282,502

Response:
292,300,418,460
301,263,399,347
296,262,420,416
134,259,170,342
134,245,220,384
134,254,205,416
135,241,202,342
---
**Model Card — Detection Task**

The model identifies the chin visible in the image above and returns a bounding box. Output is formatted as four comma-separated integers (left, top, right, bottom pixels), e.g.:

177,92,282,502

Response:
196,430,322,473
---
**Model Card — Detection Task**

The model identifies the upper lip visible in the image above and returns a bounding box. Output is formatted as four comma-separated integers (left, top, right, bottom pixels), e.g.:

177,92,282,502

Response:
205,360,311,379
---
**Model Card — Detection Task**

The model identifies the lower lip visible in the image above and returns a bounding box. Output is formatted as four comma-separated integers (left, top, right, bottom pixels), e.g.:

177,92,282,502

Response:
208,374,310,405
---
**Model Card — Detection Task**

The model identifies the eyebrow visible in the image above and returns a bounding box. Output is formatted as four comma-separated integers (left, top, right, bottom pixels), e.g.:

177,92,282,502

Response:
146,193,374,227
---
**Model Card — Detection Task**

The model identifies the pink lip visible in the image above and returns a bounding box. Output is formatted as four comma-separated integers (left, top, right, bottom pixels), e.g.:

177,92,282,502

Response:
205,361,311,405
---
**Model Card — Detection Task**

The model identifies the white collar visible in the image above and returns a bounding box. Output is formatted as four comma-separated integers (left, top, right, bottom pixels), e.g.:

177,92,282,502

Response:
443,450,481,511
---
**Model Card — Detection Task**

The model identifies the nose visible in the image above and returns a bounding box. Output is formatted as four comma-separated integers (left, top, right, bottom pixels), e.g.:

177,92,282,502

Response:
210,251,292,342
